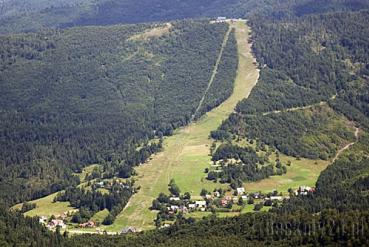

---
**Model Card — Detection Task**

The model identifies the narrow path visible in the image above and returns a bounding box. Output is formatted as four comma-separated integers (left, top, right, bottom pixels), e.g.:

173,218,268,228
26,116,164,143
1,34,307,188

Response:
105,20,260,232
262,101,327,116
261,94,337,116
332,126,359,163
68,230,117,235
191,26,232,121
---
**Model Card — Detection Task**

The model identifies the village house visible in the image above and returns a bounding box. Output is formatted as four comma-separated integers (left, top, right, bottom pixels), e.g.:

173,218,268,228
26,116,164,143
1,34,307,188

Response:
79,220,96,228
253,192,261,199
237,187,245,195
179,206,188,214
47,219,66,229
170,205,179,212
233,197,239,203
161,223,171,229
39,216,48,225
195,200,206,208
188,203,196,210
120,226,137,234
205,194,212,200
296,186,315,196
241,195,248,200
214,191,220,198
216,17,227,23
221,199,228,207
270,196,283,201
169,197,180,201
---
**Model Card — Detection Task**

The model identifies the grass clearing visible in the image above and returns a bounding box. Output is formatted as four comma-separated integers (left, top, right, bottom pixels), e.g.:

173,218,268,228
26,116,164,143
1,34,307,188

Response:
74,164,101,183
129,23,172,41
13,192,75,217
245,154,329,193
107,20,260,232
12,164,102,217
92,209,110,223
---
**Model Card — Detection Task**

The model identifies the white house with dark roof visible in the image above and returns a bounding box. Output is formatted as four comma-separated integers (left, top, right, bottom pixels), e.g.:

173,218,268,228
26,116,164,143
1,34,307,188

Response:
237,187,245,195
195,200,206,208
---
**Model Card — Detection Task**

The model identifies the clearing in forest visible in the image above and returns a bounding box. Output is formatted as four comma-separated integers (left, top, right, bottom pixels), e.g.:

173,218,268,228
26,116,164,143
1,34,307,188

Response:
107,20,260,232
129,23,172,41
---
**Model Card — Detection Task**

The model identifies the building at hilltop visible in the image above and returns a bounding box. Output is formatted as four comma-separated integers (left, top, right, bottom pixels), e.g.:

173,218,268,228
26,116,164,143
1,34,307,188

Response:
216,17,227,23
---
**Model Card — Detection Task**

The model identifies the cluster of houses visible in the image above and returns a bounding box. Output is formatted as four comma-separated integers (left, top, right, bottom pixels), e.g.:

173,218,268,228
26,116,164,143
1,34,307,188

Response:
79,220,96,228
38,209,97,230
164,196,208,214
94,180,130,190
163,187,269,215
39,210,77,230
160,186,305,219
215,17,227,23
294,186,316,196
39,217,67,230
213,17,245,24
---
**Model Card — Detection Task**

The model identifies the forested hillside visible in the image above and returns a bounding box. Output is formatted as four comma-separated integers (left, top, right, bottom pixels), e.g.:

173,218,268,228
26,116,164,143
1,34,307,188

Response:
67,209,369,246
0,205,63,246
214,10,369,160
1,0,369,34
0,20,238,205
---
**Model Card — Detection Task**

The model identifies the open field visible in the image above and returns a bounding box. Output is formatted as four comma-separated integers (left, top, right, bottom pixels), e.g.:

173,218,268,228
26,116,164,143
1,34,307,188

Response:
245,154,330,194
186,204,272,220
13,192,74,217
106,20,260,232
228,138,330,194
12,164,100,217
74,164,101,182
92,209,110,223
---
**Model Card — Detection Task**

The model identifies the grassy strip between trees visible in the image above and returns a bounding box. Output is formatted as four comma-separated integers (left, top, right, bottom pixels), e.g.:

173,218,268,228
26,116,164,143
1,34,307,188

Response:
104,20,260,232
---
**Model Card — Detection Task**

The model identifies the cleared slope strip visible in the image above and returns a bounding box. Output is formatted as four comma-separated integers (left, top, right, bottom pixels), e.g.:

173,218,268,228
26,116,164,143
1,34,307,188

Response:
191,26,232,121
104,20,260,232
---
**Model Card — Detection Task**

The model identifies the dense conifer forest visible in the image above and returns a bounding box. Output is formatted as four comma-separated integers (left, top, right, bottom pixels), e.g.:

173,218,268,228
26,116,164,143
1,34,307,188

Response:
1,0,369,34
214,10,369,160
0,205,64,247
0,20,238,205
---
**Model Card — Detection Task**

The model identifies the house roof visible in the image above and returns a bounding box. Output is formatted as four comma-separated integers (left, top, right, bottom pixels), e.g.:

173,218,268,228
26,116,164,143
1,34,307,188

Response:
121,226,137,234
195,200,206,205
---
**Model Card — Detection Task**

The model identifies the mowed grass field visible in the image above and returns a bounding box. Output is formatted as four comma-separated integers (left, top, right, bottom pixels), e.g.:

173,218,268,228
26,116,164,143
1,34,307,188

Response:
11,165,100,217
105,20,260,232
13,192,74,217
230,139,330,194
245,154,329,194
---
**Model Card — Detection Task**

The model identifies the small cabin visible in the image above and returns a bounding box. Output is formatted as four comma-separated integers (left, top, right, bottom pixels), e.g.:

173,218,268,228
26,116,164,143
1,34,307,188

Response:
236,187,245,195
195,200,207,208
120,226,137,234
216,17,227,23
